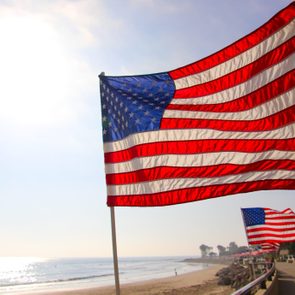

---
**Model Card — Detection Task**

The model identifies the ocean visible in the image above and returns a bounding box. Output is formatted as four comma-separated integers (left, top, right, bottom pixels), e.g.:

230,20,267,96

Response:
0,256,207,294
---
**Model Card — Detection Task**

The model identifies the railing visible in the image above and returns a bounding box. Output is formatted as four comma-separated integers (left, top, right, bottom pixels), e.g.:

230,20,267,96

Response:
231,263,276,295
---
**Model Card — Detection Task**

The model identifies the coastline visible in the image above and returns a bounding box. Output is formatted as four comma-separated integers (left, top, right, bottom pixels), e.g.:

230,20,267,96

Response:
28,263,232,295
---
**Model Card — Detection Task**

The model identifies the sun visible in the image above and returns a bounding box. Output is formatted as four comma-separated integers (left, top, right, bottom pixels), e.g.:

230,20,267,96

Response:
0,14,72,130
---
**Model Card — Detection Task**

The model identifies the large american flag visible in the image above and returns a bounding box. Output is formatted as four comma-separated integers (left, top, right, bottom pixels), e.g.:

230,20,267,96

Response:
241,207,295,245
99,3,295,207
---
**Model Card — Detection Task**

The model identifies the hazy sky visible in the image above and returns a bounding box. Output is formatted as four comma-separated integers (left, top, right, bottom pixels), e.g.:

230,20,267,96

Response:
0,0,293,258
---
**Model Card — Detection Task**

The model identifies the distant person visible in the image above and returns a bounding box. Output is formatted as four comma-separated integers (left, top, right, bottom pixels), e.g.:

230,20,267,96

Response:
174,268,177,276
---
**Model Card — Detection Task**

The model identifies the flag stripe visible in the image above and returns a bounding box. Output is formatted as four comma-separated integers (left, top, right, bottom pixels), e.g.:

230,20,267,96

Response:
166,71,294,112
107,180,295,207
171,55,294,103
163,89,294,121
249,236,295,243
161,104,295,131
107,170,295,196
174,34,294,90
248,230,295,237
169,3,295,80
103,123,295,153
105,150,295,174
104,138,295,164
106,160,295,185
248,225,295,231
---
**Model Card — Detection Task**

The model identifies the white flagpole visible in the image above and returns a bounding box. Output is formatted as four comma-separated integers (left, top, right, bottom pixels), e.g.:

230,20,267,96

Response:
99,71,120,294
110,206,121,295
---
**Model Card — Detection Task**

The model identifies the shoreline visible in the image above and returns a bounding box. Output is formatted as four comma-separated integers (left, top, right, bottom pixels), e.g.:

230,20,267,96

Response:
27,263,232,295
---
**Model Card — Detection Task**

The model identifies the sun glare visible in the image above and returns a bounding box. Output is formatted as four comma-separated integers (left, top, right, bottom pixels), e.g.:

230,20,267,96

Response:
0,15,72,129
0,257,45,272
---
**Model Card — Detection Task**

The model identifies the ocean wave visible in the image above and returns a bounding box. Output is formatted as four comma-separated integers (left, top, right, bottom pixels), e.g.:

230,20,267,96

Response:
0,274,114,288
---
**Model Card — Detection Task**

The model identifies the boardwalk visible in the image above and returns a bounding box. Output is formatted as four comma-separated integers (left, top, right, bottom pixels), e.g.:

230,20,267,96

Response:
276,262,295,295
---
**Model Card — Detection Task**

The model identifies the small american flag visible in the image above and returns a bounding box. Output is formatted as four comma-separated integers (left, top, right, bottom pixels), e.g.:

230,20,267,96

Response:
99,3,295,207
241,207,295,245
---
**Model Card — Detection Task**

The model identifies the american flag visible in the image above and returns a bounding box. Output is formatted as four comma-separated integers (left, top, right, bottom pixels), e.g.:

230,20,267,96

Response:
241,207,295,245
260,242,280,251
99,3,295,207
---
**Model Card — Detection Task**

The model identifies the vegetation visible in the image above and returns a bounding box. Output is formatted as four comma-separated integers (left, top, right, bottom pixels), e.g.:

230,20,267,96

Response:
199,241,295,257
200,241,250,257
280,241,295,254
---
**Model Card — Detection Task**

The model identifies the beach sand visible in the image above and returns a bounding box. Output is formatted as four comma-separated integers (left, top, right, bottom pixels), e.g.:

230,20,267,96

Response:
32,264,232,295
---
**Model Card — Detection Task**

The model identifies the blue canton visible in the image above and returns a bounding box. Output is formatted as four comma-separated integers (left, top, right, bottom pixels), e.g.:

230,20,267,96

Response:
242,208,265,226
99,73,175,142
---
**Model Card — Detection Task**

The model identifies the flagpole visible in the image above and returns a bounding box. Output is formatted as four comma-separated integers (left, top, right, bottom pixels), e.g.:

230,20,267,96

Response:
240,208,256,279
99,71,120,294
110,206,121,295
240,208,250,247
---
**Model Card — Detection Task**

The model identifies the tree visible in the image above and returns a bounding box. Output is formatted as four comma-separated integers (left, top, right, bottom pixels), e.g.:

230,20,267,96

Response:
281,242,295,254
209,252,217,257
199,244,211,257
217,245,226,256
228,241,239,254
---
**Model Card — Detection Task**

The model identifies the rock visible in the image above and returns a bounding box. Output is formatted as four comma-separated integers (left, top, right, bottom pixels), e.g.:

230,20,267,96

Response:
216,262,251,289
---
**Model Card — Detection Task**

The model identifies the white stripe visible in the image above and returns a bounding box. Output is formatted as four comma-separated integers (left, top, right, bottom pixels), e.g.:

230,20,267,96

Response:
247,224,295,230
265,219,295,224
103,123,295,153
249,236,295,242
174,21,295,89
264,209,295,215
164,90,294,120
266,213,295,219
247,229,295,236
105,150,295,174
107,170,295,196
265,210,295,215
170,54,294,105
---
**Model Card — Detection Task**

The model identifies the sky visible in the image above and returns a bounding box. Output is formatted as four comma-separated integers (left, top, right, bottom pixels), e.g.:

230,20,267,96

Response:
0,0,293,258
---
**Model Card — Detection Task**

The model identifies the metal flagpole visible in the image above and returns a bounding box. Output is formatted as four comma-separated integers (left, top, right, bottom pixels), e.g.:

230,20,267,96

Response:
99,71,120,294
240,208,256,280
110,207,121,295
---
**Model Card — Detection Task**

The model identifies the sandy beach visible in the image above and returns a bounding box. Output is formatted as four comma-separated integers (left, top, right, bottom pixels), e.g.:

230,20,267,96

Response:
30,264,232,295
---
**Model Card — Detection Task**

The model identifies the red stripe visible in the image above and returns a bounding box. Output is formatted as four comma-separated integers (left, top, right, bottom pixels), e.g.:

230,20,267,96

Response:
104,138,295,164
248,233,295,240
166,71,294,112
265,213,295,222
161,105,295,131
173,38,294,98
247,226,295,233
169,3,295,80
106,160,295,185
107,179,295,207
250,239,295,245
266,208,294,214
